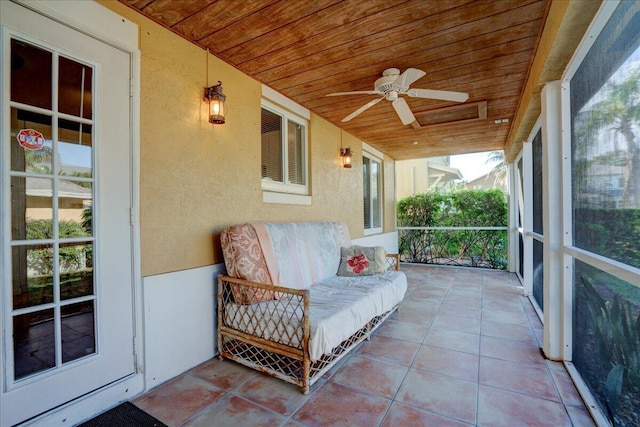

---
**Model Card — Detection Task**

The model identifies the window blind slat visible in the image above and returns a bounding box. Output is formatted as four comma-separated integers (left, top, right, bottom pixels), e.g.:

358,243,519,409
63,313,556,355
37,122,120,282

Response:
261,108,282,182
287,120,304,185
363,157,371,229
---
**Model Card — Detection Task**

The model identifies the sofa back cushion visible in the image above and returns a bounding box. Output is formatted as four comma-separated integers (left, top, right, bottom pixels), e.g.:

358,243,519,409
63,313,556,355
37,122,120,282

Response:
254,222,351,289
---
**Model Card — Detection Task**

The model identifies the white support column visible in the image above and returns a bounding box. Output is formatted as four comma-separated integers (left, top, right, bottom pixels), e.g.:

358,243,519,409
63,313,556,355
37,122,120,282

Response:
541,80,563,360
560,78,574,362
522,140,533,297
507,163,519,274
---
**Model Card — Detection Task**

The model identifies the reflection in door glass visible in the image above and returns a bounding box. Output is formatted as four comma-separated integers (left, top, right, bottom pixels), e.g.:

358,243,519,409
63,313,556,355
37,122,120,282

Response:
11,39,52,109
12,244,54,309
10,108,52,174
13,309,55,380
58,56,93,119
59,119,92,178
11,176,53,240
58,180,93,236
60,243,94,300
61,301,95,363
6,36,102,392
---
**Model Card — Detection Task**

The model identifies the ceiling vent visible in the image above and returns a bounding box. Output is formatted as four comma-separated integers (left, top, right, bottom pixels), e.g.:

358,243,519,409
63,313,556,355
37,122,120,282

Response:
414,100,488,127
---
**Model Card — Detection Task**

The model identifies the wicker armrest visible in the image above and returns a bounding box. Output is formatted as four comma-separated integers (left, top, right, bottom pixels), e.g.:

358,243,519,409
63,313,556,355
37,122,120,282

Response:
217,275,310,350
385,253,400,271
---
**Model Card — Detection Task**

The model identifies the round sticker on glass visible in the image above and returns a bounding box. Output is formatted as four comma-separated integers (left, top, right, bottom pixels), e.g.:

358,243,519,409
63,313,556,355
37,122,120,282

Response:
17,128,45,151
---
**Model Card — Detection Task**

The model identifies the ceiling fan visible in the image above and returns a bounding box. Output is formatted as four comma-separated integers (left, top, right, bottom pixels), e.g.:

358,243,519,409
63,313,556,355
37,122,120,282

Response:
326,67,469,128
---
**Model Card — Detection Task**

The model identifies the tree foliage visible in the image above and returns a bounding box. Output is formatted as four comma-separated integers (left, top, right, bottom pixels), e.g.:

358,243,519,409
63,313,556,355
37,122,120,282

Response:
26,219,90,275
574,67,640,208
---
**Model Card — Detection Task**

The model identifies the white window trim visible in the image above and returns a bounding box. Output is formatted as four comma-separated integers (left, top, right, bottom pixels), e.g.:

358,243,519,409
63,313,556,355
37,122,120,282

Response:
363,144,383,235
262,191,311,206
261,85,310,120
260,98,309,203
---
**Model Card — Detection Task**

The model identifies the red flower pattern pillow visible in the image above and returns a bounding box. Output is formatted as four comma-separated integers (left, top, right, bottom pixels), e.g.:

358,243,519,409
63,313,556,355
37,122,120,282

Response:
337,246,375,276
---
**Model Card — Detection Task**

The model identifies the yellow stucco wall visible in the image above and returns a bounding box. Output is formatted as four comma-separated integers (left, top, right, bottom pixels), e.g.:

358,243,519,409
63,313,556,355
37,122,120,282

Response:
99,1,397,276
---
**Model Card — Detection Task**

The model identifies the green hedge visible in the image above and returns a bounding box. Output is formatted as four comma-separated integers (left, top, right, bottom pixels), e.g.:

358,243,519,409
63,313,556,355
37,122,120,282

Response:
574,208,640,269
398,188,508,269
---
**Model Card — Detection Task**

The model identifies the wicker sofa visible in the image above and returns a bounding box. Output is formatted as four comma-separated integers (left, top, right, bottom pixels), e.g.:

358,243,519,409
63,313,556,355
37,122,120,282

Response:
217,222,407,394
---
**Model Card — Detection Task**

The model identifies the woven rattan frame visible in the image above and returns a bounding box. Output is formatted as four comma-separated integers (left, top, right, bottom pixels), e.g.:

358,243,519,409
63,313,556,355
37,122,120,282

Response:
217,254,400,394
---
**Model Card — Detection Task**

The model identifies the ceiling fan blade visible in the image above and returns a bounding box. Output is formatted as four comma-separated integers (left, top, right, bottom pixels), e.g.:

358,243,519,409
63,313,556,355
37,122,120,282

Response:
327,91,381,97
406,88,469,103
393,68,426,92
392,98,417,126
342,97,383,122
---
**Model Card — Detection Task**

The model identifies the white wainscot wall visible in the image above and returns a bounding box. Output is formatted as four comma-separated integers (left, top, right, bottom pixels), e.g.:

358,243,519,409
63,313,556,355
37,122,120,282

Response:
142,264,224,389
352,230,399,254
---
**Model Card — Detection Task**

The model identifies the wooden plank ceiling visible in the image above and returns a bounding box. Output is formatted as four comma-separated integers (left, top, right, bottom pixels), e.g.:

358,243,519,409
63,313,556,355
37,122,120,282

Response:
120,0,549,160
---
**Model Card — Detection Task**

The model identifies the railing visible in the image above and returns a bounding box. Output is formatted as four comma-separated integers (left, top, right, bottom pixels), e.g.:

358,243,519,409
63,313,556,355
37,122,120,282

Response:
398,226,508,270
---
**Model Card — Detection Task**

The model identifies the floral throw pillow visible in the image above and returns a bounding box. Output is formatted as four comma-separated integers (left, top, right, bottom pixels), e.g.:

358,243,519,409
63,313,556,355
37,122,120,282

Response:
337,246,376,276
353,245,386,273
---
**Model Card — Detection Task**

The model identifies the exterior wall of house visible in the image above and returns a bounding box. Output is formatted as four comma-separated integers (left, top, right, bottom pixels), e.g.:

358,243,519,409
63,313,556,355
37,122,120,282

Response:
465,172,507,192
396,156,461,199
99,1,398,277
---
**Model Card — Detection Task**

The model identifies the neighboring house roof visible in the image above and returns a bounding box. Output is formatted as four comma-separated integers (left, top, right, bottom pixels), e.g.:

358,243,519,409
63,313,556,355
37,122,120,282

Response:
465,171,507,191
427,162,464,181
26,177,92,199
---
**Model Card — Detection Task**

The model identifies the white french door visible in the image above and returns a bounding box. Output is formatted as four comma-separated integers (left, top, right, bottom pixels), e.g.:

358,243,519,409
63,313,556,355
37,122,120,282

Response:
1,2,135,425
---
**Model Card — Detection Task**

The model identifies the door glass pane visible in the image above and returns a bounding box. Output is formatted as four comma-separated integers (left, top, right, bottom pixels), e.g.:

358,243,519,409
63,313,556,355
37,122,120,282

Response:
12,244,54,310
62,301,95,363
11,108,52,174
12,176,53,240
58,180,92,237
14,309,55,380
58,56,92,119
11,39,52,110
60,243,93,300
59,120,93,178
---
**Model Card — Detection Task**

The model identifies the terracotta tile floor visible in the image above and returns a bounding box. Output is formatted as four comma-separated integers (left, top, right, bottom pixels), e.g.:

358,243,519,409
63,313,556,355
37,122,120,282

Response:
134,264,595,427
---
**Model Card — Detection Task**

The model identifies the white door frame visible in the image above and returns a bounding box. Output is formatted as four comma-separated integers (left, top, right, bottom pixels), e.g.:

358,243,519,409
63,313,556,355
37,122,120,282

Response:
0,1,143,425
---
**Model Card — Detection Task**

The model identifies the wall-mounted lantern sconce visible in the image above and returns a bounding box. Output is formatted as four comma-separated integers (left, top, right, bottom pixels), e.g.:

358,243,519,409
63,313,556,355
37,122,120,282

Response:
340,147,352,168
204,81,226,124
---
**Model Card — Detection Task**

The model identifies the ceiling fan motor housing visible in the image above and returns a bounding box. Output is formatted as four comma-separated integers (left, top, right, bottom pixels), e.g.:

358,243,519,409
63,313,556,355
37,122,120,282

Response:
375,68,404,99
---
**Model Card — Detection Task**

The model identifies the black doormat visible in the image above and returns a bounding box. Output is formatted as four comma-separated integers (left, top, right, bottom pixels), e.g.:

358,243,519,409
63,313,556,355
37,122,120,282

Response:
78,402,167,427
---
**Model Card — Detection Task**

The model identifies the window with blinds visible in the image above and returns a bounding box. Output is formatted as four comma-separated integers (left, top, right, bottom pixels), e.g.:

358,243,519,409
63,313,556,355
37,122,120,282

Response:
261,102,308,195
261,108,282,182
363,152,382,232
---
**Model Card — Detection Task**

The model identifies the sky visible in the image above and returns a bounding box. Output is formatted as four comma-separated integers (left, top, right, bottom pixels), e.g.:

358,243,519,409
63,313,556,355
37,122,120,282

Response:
449,151,497,182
